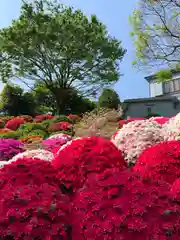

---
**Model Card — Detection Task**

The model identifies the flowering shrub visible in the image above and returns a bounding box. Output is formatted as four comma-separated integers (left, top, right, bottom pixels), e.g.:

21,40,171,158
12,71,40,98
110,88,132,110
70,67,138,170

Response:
112,120,163,165
20,115,33,122
48,133,72,141
10,149,54,163
162,116,180,140
52,136,126,192
133,140,180,184
34,114,54,122
49,121,73,132
171,178,180,202
150,116,169,125
0,130,20,139
5,117,24,130
68,114,81,123
72,169,180,239
119,118,145,128
20,135,43,144
42,134,71,152
52,115,73,124
0,128,12,134
18,123,47,138
0,158,71,239
0,139,24,161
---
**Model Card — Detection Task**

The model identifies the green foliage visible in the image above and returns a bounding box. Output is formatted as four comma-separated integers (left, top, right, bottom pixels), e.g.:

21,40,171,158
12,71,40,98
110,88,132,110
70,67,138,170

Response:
41,118,55,128
32,82,56,114
26,129,48,139
0,0,126,113
130,0,180,71
0,131,20,139
0,84,36,116
156,70,173,82
51,115,72,124
17,122,48,138
98,88,120,110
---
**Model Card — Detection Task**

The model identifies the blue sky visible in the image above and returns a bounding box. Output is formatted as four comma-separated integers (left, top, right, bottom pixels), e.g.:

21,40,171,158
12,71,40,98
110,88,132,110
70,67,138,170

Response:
0,0,150,100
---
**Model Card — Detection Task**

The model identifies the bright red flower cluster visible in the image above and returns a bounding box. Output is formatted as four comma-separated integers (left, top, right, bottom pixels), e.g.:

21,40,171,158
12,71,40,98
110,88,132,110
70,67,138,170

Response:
5,118,24,130
0,158,71,239
171,178,180,202
119,118,145,128
34,114,54,122
133,140,180,184
52,136,126,192
72,169,180,239
49,121,73,132
151,117,169,125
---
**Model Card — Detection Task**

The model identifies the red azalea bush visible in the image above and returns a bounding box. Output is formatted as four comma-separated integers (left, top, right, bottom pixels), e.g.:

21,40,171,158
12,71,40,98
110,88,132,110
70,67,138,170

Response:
0,139,24,161
150,116,169,125
0,158,71,239
119,118,145,128
171,178,180,202
68,114,81,123
49,121,73,132
52,136,126,192
133,140,180,184
20,115,33,122
34,114,54,122
72,169,180,239
5,118,24,130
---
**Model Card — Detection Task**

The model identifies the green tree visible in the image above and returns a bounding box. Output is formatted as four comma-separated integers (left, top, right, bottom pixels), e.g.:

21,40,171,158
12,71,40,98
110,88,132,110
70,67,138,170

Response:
32,83,57,114
0,0,126,113
98,88,120,109
0,84,36,116
129,0,180,75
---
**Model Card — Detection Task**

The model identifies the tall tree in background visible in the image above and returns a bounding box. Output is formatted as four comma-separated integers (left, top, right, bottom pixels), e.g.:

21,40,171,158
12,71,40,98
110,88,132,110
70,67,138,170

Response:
130,0,180,79
0,84,36,116
0,0,126,113
98,88,121,110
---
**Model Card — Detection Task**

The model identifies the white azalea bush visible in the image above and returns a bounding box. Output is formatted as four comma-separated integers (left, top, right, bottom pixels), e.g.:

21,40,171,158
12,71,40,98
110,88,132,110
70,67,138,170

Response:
162,115,180,141
111,120,163,165
9,149,54,163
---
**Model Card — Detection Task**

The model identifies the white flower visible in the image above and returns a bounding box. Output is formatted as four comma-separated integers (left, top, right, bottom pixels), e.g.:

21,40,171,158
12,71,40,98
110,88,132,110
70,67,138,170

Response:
9,149,54,163
112,120,163,165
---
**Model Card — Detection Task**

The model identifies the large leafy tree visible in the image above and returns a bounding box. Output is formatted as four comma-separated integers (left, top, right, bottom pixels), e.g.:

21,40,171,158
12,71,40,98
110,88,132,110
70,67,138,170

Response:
130,0,180,76
0,0,126,113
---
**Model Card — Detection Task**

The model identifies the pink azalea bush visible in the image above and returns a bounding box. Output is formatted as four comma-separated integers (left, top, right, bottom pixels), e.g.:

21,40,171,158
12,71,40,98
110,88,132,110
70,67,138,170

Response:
0,139,24,161
119,118,145,128
112,120,163,165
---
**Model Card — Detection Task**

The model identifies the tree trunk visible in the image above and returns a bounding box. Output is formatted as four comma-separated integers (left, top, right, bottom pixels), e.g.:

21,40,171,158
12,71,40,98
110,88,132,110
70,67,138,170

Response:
50,87,73,115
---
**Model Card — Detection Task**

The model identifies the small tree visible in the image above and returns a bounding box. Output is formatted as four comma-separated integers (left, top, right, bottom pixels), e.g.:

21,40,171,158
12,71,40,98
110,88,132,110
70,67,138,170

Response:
0,0,126,113
98,88,120,110
129,0,180,75
0,84,36,116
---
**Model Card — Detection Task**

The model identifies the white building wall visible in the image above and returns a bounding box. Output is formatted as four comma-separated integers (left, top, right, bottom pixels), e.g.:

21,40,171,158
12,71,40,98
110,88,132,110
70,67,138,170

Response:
150,81,163,97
